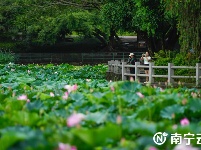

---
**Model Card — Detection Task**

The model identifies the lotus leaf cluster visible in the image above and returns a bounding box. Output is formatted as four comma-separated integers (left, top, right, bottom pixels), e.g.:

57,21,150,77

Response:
0,63,200,150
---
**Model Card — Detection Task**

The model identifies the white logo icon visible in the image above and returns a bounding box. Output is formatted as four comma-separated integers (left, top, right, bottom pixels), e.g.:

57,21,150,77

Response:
153,132,168,145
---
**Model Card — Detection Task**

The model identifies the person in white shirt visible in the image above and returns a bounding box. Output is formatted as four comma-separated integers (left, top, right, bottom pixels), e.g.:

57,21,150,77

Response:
141,51,151,83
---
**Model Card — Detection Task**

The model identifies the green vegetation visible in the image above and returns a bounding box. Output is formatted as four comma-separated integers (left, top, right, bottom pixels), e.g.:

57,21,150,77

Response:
154,50,198,82
165,0,201,56
0,0,200,58
1,1,201,149
0,50,15,64
0,63,200,150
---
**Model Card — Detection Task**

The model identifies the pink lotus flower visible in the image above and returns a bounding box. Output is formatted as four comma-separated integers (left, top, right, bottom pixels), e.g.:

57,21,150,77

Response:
180,118,190,126
64,85,71,90
64,84,78,93
136,92,144,98
110,86,115,92
70,146,77,150
148,146,158,150
58,143,77,150
72,84,78,91
67,113,85,127
17,94,30,103
50,92,55,97
63,92,68,100
18,94,27,100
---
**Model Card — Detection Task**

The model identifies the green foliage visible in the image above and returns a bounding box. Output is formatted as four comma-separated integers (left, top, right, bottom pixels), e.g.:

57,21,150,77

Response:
0,0,104,45
132,0,173,37
100,0,134,32
0,63,201,149
154,50,198,82
1,0,174,47
0,0,200,55
117,31,137,36
29,11,99,44
0,42,16,50
172,53,197,82
164,0,201,55
0,50,15,64
154,50,174,81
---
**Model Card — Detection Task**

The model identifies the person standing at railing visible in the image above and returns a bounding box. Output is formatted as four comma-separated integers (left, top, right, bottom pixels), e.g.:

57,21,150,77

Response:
128,53,137,81
127,55,132,64
141,51,151,83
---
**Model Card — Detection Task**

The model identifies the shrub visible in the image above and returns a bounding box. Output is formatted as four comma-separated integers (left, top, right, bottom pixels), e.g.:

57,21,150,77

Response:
154,50,198,83
0,50,16,64
0,42,16,50
154,50,173,82
172,53,196,82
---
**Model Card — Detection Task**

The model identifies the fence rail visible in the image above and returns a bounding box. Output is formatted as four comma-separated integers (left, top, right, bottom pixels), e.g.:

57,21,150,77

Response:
14,52,144,64
108,60,201,86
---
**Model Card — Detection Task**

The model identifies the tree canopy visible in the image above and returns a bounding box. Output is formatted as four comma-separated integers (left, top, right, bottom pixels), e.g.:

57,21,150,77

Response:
165,0,201,56
0,0,200,58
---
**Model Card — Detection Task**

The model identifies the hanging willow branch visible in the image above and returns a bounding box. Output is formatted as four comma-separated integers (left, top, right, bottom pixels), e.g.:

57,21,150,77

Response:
165,0,201,57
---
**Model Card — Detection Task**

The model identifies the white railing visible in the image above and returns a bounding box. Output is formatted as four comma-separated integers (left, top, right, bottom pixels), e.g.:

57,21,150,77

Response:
108,60,201,86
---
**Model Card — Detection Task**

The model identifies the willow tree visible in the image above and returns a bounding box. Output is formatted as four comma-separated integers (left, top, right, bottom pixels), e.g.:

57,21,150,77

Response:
165,0,201,57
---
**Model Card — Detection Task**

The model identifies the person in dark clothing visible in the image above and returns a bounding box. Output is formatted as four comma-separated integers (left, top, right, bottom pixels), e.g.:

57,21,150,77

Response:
127,56,132,64
128,53,137,81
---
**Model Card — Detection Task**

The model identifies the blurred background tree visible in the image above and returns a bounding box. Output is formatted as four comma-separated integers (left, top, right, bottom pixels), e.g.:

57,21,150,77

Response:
0,0,200,60
164,0,201,58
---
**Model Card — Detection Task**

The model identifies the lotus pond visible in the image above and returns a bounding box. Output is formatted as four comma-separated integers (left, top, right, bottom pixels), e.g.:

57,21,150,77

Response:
0,63,201,150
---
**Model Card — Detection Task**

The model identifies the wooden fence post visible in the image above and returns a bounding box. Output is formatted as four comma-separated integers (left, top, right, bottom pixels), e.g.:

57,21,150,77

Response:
149,62,154,83
168,63,174,85
117,61,121,74
114,60,118,74
114,60,117,74
108,61,111,72
122,62,127,80
111,60,114,72
135,62,140,82
196,63,201,86
116,61,120,74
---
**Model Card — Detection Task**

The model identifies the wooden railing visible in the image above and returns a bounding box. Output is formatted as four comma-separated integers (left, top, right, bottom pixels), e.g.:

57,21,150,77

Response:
108,60,201,86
